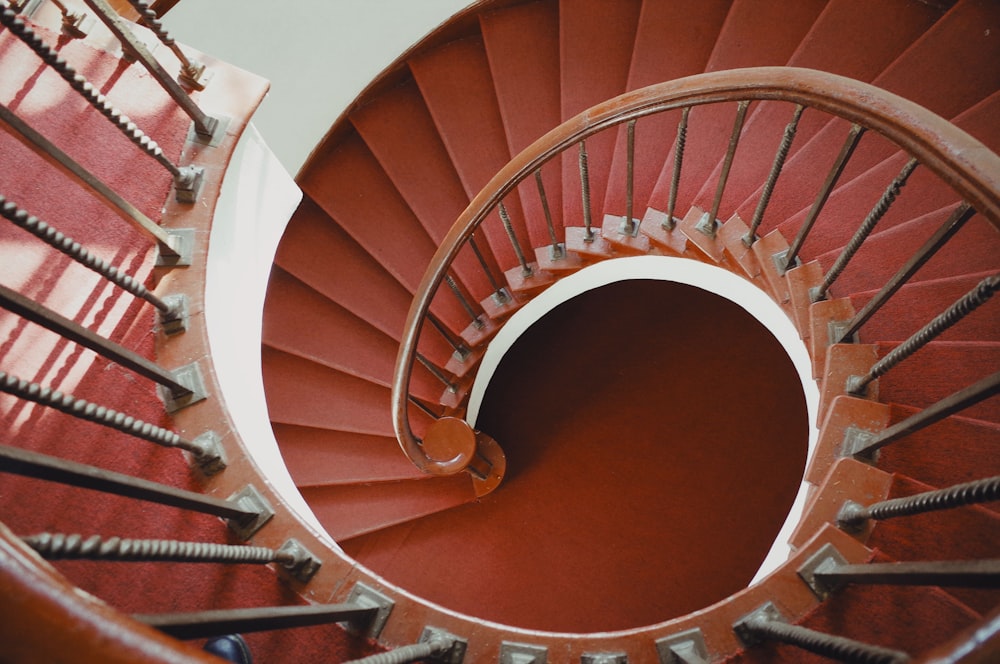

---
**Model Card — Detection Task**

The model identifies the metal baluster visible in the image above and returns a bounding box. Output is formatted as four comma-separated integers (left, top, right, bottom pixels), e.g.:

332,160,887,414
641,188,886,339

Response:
735,603,910,664
0,196,185,329
0,370,224,473
744,104,804,247
813,159,919,302
444,274,484,330
425,313,471,362
814,560,1000,590
696,100,750,238
0,9,205,199
664,106,690,231
838,476,1000,529
21,533,320,581
48,0,91,38
134,604,378,640
0,444,266,527
0,284,194,398
344,630,461,664
834,202,976,343
0,103,184,258
416,353,457,395
79,0,218,137
579,140,594,241
498,201,532,278
535,169,565,261
843,371,1000,458
623,119,637,235
468,236,511,306
847,275,1000,395
127,0,207,89
781,124,866,273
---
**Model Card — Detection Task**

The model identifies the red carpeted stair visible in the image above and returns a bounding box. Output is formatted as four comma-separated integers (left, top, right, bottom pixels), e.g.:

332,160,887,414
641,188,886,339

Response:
261,0,1000,657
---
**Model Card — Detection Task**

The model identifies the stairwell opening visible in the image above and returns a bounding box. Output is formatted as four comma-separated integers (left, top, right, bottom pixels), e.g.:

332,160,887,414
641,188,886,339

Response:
344,258,817,633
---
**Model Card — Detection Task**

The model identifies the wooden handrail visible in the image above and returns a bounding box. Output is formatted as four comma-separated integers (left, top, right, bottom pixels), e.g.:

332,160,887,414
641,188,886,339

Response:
0,522,218,664
391,65,1000,477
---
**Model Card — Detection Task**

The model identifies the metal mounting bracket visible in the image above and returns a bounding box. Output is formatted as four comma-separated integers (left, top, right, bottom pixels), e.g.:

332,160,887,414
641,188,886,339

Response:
582,652,628,664
771,248,800,275
840,426,879,463
733,601,785,646
156,228,194,267
694,211,718,238
277,538,322,584
191,430,226,475
656,628,709,663
421,626,467,664
159,294,189,335
158,361,208,413
225,484,274,540
345,582,394,638
798,542,849,599
500,642,547,664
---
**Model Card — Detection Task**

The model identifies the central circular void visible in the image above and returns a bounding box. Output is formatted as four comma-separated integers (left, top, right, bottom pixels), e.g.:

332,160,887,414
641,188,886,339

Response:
342,278,808,633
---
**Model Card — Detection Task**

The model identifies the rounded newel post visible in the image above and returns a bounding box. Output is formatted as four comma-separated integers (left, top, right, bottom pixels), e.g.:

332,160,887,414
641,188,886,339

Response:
415,417,507,496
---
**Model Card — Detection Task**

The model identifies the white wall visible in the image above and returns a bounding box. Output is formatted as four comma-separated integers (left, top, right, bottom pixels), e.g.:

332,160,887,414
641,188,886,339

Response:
163,0,472,176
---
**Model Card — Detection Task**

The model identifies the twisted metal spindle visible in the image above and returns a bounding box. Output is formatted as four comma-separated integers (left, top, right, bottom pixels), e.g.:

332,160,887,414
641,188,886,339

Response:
579,140,594,241
664,106,690,231
847,274,1000,394
813,158,919,302
624,119,636,234
127,0,207,89
0,370,223,471
698,100,750,238
444,274,484,329
782,123,866,273
79,0,217,137
536,169,565,260
498,201,532,278
0,8,193,188
838,476,1000,528
0,196,179,319
344,636,452,664
744,104,804,246
738,612,909,664
835,202,976,344
23,532,287,565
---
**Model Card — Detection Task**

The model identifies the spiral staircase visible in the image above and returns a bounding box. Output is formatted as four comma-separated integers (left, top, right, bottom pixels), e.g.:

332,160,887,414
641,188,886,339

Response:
1,0,999,662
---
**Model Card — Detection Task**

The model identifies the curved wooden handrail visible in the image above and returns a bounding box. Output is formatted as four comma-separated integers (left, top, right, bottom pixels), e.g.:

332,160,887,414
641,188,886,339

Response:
0,522,218,664
391,65,1000,476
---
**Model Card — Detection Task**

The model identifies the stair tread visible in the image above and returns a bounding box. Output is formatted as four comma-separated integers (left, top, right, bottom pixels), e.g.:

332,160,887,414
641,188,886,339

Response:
735,0,1000,226
297,133,441,295
481,0,564,241
262,267,444,404
262,346,395,436
697,0,943,222
300,474,477,542
813,205,1000,298
874,340,1000,424
349,78,494,300
879,407,1000,502
774,91,1000,261
849,271,1000,345
410,35,536,267
272,423,426,487
559,0,642,226
272,197,456,366
646,0,827,222
866,474,1000,616
601,0,731,217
